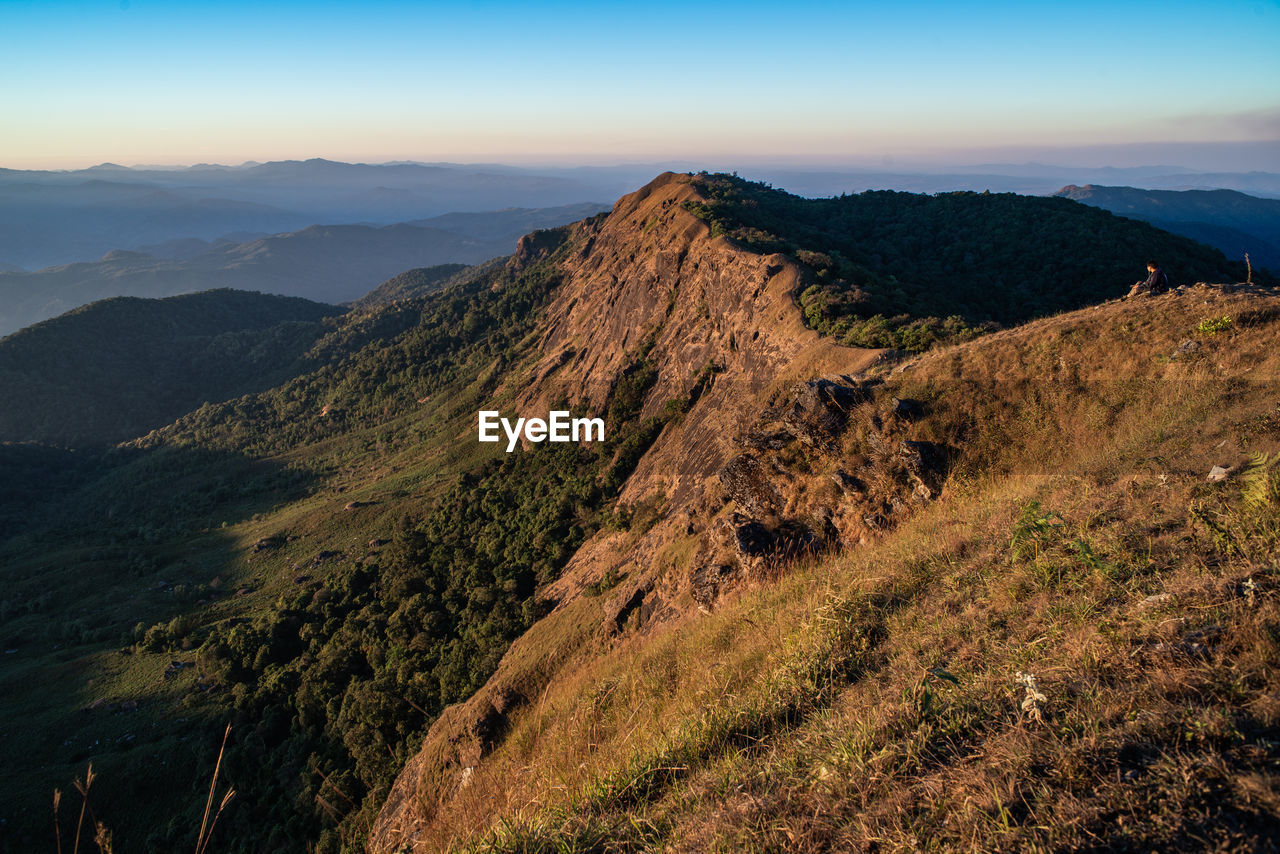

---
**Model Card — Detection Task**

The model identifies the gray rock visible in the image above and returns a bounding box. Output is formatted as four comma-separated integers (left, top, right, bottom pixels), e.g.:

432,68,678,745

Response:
720,454,781,515
831,469,865,498
778,378,865,449
1137,592,1174,609
898,440,947,499
691,563,739,608
605,582,654,634
731,518,775,558
739,427,794,450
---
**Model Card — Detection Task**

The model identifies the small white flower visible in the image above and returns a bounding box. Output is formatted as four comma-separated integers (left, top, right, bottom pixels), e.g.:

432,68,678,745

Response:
1016,671,1047,724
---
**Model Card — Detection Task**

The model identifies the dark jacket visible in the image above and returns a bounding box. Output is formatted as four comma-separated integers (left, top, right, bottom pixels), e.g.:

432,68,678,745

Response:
1144,266,1169,292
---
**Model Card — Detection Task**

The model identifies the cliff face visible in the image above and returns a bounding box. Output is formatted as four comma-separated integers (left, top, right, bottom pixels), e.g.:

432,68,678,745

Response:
369,174,888,850
519,172,853,485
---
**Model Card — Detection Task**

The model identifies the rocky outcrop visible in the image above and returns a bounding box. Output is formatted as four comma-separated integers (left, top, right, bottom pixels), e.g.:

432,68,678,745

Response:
777,376,866,449
707,375,953,570
719,454,781,516
690,563,739,608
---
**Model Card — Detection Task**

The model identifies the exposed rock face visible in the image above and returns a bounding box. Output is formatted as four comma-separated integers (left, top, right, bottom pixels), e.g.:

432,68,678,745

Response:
513,172,865,506
511,227,571,267
899,439,947,501
603,581,656,636
710,375,952,562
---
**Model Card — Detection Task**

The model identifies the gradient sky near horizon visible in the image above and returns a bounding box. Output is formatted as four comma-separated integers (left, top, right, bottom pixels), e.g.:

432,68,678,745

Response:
2,0,1278,170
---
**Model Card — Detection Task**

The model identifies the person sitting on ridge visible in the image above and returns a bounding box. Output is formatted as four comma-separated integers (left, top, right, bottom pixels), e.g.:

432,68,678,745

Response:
1128,260,1169,298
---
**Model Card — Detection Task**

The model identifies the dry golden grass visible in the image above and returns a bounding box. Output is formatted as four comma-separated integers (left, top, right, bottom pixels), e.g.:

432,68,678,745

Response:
394,286,1280,853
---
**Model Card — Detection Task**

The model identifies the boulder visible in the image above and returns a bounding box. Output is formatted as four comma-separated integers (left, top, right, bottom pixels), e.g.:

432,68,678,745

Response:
730,518,775,559
604,582,654,635
778,377,865,449
739,427,794,450
725,515,817,564
690,563,740,608
898,440,947,500
830,469,865,499
891,397,925,420
719,454,781,515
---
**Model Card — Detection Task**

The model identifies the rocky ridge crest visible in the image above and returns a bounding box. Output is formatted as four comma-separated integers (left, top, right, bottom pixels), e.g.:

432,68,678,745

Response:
369,174,959,850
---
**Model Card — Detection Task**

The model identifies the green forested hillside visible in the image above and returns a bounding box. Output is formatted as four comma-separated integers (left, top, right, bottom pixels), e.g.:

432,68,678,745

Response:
351,263,473,310
685,173,1255,350
0,289,345,446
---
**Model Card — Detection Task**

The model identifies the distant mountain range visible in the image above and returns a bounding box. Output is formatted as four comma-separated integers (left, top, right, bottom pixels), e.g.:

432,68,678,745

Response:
4,157,1278,272
1055,184,1280,272
0,204,608,336
0,159,624,270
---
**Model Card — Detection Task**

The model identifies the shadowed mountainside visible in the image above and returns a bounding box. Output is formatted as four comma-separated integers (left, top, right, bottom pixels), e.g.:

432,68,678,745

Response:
1057,183,1280,273
0,289,345,445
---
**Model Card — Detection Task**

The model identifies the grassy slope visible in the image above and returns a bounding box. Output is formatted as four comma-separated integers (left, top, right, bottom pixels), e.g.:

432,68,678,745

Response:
408,286,1280,852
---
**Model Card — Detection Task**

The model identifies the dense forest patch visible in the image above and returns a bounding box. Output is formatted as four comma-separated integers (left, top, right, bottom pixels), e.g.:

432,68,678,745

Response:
684,173,1255,350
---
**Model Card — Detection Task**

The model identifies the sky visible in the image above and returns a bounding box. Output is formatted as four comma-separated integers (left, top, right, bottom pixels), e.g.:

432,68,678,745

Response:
2,0,1278,171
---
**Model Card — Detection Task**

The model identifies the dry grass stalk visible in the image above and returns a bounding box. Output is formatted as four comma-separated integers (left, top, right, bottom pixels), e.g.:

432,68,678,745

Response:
195,723,233,854
72,764,95,854
53,788,63,854
93,821,113,854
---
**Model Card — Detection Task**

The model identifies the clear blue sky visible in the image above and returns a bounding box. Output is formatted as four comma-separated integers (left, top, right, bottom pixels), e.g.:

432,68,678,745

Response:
2,0,1277,169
